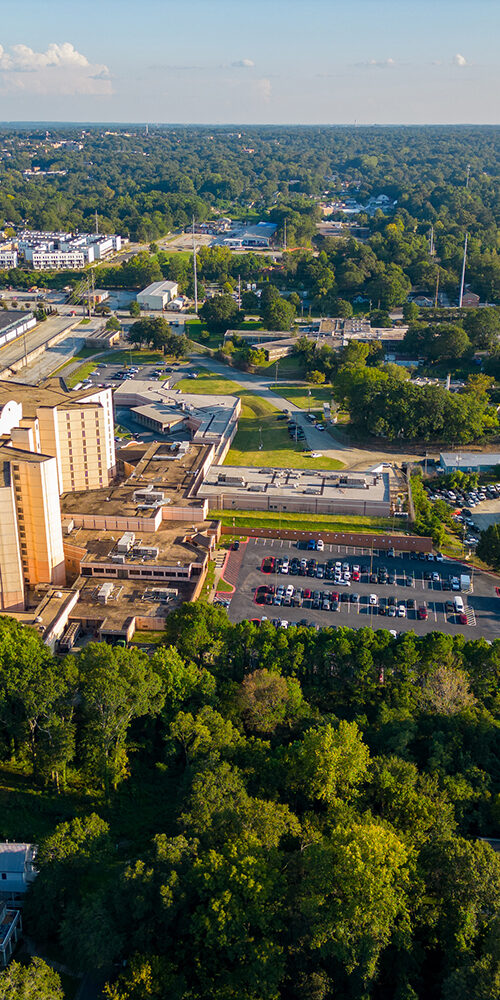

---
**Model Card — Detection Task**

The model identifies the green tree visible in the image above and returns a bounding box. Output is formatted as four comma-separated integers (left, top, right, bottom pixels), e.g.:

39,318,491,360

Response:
199,294,242,332
0,958,64,1000
105,316,121,332
76,644,164,794
129,300,140,317
403,301,420,321
262,295,296,331
290,721,370,806
477,523,500,569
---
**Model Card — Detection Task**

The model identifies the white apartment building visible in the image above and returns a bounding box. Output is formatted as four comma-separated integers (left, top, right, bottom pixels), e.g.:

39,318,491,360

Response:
31,250,85,270
0,248,18,269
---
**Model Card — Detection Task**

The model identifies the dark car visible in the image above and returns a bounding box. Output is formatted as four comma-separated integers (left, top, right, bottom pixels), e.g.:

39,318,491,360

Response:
387,573,396,585
361,565,369,575
232,540,240,551
370,572,378,584
388,595,397,607
406,599,416,611
445,600,455,614
341,592,350,602
350,593,360,603
405,575,414,587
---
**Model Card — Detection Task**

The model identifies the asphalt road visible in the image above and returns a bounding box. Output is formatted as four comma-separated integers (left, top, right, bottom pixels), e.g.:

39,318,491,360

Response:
225,538,500,640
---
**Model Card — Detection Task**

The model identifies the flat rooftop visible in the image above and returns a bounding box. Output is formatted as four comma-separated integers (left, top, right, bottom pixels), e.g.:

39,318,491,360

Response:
113,383,239,443
72,522,209,569
0,310,33,334
138,280,178,296
71,576,190,632
61,440,212,516
200,466,390,504
0,377,103,419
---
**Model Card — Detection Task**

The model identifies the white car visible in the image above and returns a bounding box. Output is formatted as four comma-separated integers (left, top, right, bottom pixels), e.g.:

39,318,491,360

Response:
337,578,351,587
281,558,289,574
316,539,324,551
285,584,294,599
435,552,444,562
352,564,360,573
432,572,440,583
369,593,378,606
343,570,351,581
335,561,342,571
397,605,406,617
279,620,289,629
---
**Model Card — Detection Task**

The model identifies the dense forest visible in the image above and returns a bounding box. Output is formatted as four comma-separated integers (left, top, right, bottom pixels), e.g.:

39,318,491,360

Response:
1,607,500,999
0,125,499,302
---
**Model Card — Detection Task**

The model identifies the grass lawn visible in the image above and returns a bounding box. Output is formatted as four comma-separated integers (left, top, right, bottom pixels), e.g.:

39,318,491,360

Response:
185,319,222,351
176,370,344,469
210,510,396,533
216,577,234,592
129,630,166,645
66,361,99,388
107,349,164,365
176,372,244,395
257,354,306,379
278,384,334,411
226,394,344,470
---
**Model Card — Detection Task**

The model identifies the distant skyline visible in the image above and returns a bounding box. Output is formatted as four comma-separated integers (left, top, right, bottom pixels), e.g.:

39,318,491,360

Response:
0,0,498,124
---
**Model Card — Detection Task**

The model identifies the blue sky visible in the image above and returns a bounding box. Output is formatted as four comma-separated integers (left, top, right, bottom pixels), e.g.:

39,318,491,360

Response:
0,0,498,123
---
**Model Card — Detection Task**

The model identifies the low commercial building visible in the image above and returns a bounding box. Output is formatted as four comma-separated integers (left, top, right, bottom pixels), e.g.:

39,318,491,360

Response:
200,466,391,516
31,249,85,270
137,280,179,311
440,452,500,474
0,311,36,350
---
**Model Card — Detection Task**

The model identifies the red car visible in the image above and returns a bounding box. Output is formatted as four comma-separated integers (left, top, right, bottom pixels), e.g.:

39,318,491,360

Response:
330,591,339,603
458,612,468,625
417,605,428,620
352,570,360,582
303,588,312,599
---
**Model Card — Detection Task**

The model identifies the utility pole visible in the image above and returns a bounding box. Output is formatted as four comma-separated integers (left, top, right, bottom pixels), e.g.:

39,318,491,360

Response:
237,274,241,309
466,163,471,189
429,225,434,256
458,233,468,308
275,360,279,386
434,267,440,308
192,217,198,314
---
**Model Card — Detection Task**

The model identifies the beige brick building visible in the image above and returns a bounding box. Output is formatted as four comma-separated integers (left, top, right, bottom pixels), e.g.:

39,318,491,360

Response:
0,380,116,610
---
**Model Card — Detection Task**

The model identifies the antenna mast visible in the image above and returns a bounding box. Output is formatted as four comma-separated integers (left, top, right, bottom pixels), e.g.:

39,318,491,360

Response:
458,233,468,308
192,217,198,314
429,225,434,256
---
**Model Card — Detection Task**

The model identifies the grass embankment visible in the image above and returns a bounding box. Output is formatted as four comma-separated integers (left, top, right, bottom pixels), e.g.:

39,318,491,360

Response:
210,510,395,534
129,630,166,646
256,355,306,380
66,362,99,388
177,371,344,469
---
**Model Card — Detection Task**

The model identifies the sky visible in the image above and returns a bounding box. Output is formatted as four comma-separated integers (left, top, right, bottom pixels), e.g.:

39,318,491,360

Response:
0,0,498,124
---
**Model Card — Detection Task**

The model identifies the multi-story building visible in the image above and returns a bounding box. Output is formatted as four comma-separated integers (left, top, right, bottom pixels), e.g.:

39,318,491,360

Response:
0,380,116,610
0,246,18,269
17,230,122,270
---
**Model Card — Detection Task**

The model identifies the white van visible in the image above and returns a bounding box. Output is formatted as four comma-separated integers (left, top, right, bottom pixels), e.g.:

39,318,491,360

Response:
454,596,465,613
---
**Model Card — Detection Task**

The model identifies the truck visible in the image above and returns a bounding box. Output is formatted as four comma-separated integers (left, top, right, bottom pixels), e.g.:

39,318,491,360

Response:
460,573,472,593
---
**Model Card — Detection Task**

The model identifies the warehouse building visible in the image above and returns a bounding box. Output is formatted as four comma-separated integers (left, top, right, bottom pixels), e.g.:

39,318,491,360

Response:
136,280,179,311
0,311,36,350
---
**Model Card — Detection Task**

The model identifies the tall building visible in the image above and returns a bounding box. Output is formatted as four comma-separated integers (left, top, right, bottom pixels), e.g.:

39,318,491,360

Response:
0,380,116,610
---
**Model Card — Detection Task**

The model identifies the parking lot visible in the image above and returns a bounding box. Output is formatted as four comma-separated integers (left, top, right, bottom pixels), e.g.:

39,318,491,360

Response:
225,537,500,640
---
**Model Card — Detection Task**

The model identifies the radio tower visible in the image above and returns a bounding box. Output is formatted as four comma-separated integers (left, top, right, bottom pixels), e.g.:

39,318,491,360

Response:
458,233,468,308
192,217,198,314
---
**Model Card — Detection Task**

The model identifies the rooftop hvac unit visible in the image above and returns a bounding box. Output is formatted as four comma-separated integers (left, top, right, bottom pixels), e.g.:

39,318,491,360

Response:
117,531,135,553
133,546,159,559
112,554,126,564
97,582,114,604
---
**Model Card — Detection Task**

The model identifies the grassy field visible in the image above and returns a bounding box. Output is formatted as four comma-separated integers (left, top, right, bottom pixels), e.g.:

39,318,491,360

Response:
226,394,344,470
257,354,306,380
210,510,396,533
278,384,334,411
176,370,344,469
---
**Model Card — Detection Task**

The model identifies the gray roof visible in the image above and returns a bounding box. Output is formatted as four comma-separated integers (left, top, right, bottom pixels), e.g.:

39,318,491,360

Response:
440,452,500,468
0,843,33,873
137,281,177,297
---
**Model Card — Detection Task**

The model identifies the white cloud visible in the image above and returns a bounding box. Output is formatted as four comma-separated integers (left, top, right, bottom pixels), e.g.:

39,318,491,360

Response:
231,58,255,68
454,53,468,67
0,41,112,95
